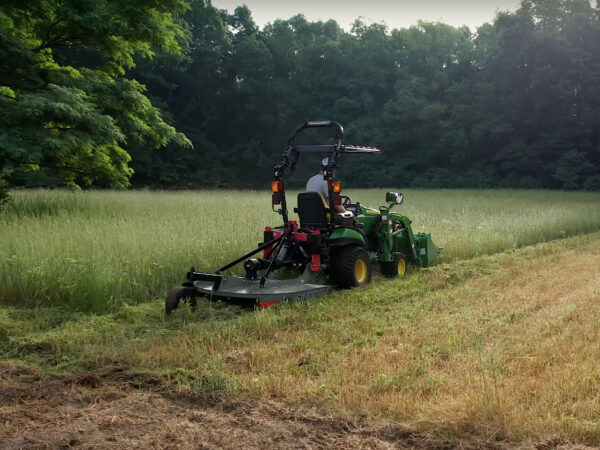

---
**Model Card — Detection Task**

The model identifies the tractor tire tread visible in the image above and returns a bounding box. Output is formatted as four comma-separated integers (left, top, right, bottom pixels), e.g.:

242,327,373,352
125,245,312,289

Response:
332,245,371,288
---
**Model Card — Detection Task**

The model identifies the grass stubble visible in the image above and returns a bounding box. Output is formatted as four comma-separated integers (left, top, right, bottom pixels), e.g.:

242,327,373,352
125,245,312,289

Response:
1,189,600,446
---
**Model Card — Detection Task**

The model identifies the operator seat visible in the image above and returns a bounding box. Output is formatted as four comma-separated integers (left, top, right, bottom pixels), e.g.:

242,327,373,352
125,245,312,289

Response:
297,192,329,229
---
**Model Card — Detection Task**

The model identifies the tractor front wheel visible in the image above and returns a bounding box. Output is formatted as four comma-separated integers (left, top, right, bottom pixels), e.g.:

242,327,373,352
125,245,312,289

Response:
165,285,195,315
382,254,407,278
332,245,372,288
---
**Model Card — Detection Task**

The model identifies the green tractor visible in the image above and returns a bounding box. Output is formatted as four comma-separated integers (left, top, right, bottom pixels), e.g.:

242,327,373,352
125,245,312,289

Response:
166,121,440,313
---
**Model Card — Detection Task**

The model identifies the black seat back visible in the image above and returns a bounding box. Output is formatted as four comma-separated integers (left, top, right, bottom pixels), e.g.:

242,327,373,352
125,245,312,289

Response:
297,192,329,229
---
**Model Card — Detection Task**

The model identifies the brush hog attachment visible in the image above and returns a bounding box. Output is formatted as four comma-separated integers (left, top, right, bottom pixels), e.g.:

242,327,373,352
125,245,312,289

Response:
190,269,331,306
165,229,334,314
165,268,332,314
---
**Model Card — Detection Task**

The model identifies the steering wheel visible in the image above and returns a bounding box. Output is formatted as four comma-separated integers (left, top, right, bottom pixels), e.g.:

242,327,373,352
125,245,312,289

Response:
340,195,352,206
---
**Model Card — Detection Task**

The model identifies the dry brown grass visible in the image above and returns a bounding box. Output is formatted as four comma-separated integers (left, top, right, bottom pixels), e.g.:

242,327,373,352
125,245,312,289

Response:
96,233,598,444
0,362,419,449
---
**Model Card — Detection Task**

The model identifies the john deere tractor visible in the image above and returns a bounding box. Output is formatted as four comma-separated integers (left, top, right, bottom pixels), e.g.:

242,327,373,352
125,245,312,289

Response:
166,121,440,313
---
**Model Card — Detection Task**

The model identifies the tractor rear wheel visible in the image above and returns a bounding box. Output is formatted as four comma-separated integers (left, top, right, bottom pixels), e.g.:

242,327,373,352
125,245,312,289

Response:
382,254,407,277
165,286,195,315
332,245,372,288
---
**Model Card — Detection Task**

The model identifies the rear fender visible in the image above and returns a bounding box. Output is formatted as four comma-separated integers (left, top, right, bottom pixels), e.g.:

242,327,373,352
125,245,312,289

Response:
328,228,365,247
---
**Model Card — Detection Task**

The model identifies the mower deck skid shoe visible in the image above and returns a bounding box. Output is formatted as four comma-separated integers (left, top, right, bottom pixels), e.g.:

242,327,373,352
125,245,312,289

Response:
191,269,332,306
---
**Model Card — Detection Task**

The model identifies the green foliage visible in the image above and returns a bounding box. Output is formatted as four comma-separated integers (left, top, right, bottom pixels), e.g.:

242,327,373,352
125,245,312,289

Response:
123,1,600,190
3,1,600,190
553,150,595,189
0,0,191,188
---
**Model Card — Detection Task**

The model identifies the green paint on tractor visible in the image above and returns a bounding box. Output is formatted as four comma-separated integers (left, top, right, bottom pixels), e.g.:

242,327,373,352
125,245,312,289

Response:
328,228,366,247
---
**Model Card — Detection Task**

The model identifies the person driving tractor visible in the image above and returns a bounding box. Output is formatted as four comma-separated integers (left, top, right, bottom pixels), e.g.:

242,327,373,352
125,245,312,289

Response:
306,157,347,213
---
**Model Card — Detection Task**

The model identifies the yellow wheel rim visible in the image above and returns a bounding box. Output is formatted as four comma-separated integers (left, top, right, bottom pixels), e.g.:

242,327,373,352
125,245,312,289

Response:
355,258,367,283
397,258,406,276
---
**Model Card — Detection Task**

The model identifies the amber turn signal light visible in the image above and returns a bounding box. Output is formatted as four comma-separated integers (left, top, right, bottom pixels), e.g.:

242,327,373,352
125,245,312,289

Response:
333,181,341,193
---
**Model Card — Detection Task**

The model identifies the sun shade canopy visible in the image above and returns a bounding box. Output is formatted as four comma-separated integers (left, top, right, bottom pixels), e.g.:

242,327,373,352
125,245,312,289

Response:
292,144,381,153
274,120,382,178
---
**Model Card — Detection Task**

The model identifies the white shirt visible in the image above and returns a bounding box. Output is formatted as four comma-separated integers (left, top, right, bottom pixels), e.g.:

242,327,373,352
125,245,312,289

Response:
306,173,329,202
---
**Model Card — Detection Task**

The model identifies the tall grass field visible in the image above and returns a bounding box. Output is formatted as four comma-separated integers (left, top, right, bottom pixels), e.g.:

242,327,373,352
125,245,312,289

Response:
1,189,599,312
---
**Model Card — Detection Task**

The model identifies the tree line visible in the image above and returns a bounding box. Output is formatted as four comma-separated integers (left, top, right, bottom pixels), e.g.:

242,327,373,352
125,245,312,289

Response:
1,0,599,196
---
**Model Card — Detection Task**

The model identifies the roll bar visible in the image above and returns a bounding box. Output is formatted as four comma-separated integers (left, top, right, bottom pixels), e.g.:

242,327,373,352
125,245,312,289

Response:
287,121,344,148
275,120,380,176
273,120,381,226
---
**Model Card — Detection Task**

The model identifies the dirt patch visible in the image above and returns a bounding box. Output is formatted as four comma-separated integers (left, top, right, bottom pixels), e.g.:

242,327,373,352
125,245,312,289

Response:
0,363,593,449
0,363,478,449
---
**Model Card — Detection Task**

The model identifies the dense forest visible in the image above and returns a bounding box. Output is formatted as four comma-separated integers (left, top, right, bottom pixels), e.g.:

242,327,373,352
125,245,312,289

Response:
1,0,600,194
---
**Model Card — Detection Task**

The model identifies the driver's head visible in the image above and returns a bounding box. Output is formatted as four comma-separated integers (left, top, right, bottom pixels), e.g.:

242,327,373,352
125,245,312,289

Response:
320,157,329,172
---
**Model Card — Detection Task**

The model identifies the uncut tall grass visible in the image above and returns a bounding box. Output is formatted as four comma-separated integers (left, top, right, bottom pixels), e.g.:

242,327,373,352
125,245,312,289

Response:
1,189,599,312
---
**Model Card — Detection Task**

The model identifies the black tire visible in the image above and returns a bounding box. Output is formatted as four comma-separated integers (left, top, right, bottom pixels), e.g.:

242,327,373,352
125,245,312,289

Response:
381,254,407,278
332,245,372,288
165,286,195,315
